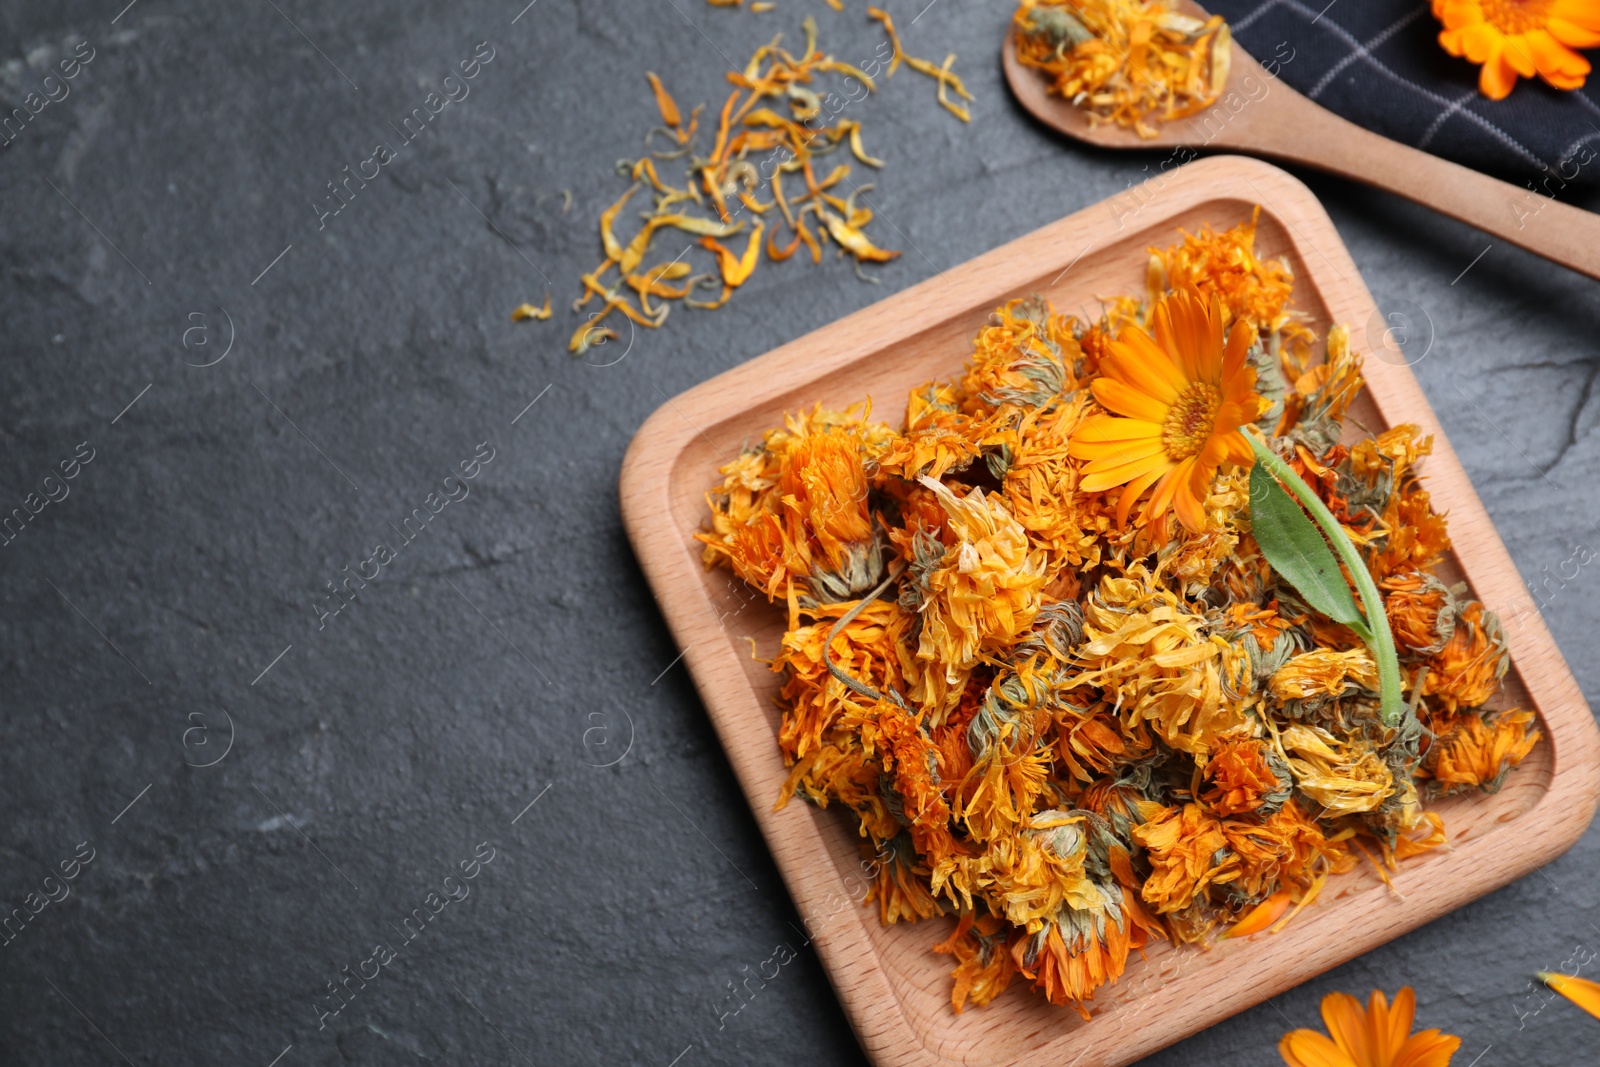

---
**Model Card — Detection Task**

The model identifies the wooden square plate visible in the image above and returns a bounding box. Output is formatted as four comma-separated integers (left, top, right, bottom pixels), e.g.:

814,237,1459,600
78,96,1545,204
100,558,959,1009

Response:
619,156,1600,1067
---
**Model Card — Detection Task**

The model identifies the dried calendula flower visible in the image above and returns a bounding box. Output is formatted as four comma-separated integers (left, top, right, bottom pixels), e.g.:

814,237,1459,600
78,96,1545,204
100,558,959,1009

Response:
1268,647,1378,704
1381,570,1457,656
934,911,1017,1012
1152,208,1305,349
1074,565,1246,754
1277,723,1394,817
1011,881,1158,1018
1426,709,1539,795
698,217,1534,1017
1202,738,1291,817
1012,0,1231,137
696,408,888,601
1422,600,1508,713
1134,803,1231,914
912,476,1047,686
773,595,914,763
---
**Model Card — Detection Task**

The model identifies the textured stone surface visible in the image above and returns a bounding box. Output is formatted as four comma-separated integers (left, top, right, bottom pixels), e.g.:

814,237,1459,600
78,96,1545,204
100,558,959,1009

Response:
1,2,1597,1064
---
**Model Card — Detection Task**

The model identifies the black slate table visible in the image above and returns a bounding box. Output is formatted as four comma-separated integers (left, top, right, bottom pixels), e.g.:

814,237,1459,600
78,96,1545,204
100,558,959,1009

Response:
3,2,1598,1064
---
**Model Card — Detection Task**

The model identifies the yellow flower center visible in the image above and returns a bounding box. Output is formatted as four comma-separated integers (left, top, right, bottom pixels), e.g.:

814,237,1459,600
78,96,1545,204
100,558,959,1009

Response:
1162,382,1222,460
1478,0,1552,35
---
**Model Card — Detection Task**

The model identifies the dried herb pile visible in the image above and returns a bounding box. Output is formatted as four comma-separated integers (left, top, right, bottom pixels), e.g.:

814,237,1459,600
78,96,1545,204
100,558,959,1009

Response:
696,215,1539,1015
1012,0,1230,138
516,13,972,354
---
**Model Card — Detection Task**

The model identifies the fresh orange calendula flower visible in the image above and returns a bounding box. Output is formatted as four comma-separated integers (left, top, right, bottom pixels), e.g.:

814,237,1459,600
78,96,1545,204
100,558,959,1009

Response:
1069,284,1260,532
1540,971,1600,1020
1280,987,1461,1067
1433,0,1600,99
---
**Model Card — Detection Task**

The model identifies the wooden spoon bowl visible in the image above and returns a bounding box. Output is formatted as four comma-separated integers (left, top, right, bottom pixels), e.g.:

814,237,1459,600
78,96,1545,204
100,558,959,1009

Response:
1002,2,1600,281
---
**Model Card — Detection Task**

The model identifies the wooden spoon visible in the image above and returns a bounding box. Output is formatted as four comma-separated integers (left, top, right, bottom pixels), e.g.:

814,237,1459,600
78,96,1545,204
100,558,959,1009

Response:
1002,6,1600,282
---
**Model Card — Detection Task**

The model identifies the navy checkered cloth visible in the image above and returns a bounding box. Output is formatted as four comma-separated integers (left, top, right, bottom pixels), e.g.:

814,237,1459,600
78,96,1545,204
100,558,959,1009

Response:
1205,0,1600,188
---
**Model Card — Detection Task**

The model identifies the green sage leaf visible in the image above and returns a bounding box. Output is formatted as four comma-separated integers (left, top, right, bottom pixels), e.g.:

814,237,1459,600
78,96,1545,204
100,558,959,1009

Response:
1248,462,1374,643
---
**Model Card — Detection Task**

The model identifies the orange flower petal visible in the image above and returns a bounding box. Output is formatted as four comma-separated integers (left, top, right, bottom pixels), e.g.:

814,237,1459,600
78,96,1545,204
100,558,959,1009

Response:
1378,986,1416,1056
1395,1029,1462,1067
1223,430,1255,466
1279,1029,1350,1067
1200,291,1228,379
1548,16,1600,48
1196,431,1232,473
1457,20,1502,63
1480,49,1519,98
1320,991,1372,1061
1541,972,1600,1021
1221,317,1255,381
1225,888,1290,937
1554,0,1600,31
1091,376,1173,424
1079,450,1171,492
1072,416,1165,443
1527,28,1590,85
1502,34,1537,77
1105,330,1186,404
1070,435,1166,462
1150,286,1213,384
1144,455,1188,519
1169,473,1211,532
1213,396,1252,435
1115,464,1165,527
1173,466,1208,533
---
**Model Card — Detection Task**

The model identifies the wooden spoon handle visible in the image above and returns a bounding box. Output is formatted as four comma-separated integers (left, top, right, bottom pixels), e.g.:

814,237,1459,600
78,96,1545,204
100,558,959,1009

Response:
1237,104,1600,281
